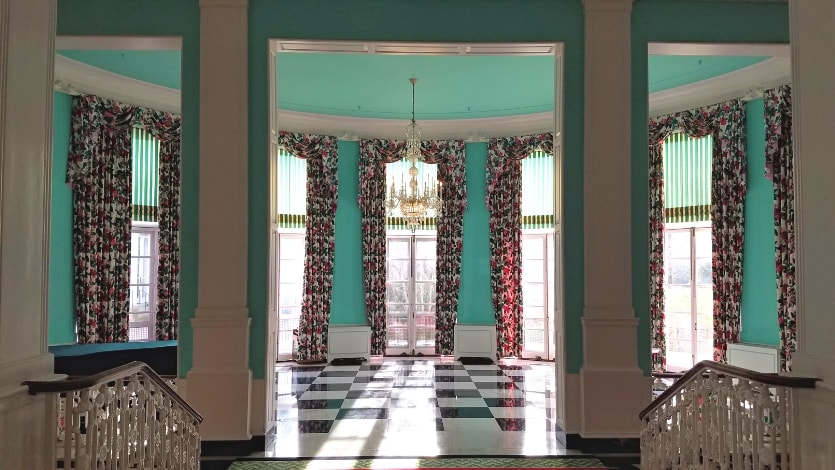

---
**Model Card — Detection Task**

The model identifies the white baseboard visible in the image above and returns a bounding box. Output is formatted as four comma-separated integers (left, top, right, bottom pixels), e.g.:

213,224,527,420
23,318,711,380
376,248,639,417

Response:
327,325,371,362
727,342,780,373
454,324,497,360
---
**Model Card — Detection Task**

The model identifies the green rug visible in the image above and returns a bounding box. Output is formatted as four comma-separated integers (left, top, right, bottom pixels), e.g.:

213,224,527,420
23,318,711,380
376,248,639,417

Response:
228,456,608,469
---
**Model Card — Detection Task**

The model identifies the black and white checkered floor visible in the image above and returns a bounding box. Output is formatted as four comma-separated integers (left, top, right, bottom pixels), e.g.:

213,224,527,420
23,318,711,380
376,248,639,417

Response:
267,357,566,458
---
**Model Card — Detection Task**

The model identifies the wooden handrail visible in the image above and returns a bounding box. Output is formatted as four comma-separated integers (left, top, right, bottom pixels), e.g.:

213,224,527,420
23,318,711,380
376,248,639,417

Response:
24,361,202,423
639,360,818,420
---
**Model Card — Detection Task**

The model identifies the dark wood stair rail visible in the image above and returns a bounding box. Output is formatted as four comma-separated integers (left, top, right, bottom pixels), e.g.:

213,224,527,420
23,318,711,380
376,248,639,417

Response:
24,360,203,423
640,360,819,421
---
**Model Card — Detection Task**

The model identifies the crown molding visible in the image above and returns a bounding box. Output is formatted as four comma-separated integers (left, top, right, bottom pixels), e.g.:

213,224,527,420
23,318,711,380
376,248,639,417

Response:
56,36,181,51
273,40,560,56
53,49,789,136
648,57,791,117
54,55,180,114
648,42,790,57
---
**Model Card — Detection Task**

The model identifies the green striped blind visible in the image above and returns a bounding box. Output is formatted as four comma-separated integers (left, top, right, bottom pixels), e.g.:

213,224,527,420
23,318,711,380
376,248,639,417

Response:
276,148,307,228
521,150,555,229
663,132,712,223
385,159,438,231
131,127,159,222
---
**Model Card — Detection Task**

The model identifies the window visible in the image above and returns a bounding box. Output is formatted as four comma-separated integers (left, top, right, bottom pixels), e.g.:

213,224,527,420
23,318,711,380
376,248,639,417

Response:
385,236,437,355
275,148,307,358
521,150,557,360
129,224,158,341
128,127,161,342
662,132,713,370
664,226,713,371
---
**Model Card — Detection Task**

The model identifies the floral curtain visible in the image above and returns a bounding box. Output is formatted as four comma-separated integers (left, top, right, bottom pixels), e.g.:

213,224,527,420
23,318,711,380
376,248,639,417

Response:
277,131,339,362
648,99,747,367
486,133,553,358
359,139,466,356
420,140,467,355
359,140,405,355
68,95,136,343
764,85,796,372
68,95,184,343
138,109,182,340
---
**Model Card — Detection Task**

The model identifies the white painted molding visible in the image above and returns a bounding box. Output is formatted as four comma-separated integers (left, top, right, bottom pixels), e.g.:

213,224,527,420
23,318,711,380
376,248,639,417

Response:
648,57,791,117
327,325,372,362
274,40,558,56
56,36,181,51
54,47,790,134
648,42,790,57
54,55,180,114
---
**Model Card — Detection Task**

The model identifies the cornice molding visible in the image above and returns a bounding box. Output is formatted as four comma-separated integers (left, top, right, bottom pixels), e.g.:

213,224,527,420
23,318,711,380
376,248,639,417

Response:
648,57,791,117
53,51,790,136
54,55,180,114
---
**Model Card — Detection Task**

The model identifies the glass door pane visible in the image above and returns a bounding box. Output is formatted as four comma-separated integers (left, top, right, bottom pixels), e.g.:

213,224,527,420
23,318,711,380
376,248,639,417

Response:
694,228,713,363
664,229,693,371
522,235,548,358
386,237,412,354
277,233,305,358
414,238,437,354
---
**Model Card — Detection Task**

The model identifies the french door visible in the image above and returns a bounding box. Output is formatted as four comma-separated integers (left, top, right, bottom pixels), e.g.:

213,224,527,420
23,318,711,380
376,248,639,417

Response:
276,232,305,361
521,232,556,360
664,225,713,371
385,235,437,356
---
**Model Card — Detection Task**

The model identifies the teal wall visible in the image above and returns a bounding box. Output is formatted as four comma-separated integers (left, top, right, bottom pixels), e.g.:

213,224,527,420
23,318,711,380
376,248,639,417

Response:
631,0,789,374
49,92,76,345
58,0,200,377
740,98,780,346
458,143,493,324
329,141,366,324
248,0,586,378
56,50,182,90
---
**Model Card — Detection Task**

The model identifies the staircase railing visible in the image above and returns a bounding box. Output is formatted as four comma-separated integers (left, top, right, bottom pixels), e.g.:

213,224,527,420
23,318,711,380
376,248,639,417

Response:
25,361,202,470
639,360,817,470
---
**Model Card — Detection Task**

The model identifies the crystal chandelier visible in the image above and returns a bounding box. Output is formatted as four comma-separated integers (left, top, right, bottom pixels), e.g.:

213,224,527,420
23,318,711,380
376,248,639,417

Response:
385,78,441,232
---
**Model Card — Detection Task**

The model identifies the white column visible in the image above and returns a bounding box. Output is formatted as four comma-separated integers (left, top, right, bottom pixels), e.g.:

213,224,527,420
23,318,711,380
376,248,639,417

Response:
579,0,649,437
185,0,253,441
789,0,835,466
0,0,60,468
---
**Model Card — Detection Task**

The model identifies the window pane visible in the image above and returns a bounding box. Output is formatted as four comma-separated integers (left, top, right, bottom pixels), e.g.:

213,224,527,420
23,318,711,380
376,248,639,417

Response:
414,260,435,281
386,283,408,304
695,229,711,257
280,237,305,257
696,285,712,315
388,239,410,259
387,328,409,348
696,258,712,285
415,283,436,305
665,285,692,313
131,257,151,285
279,260,303,283
667,259,691,285
278,306,300,317
523,282,544,306
414,240,436,260
130,285,151,312
387,260,410,282
522,259,544,282
522,238,544,260
666,230,691,258
524,306,544,320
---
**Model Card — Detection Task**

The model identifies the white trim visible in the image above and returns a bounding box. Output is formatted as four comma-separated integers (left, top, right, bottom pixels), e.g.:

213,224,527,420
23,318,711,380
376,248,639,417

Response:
56,36,181,50
648,42,790,57
648,57,791,117
54,55,180,114
275,40,558,56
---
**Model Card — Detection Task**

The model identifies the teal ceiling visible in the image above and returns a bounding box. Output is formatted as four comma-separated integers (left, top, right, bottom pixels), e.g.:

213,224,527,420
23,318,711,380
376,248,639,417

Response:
57,50,181,90
276,54,555,120
57,50,771,118
648,55,769,93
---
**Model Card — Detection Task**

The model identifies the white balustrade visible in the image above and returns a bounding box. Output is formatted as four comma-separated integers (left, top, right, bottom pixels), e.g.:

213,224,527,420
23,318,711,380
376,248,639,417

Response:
28,362,201,470
641,361,817,470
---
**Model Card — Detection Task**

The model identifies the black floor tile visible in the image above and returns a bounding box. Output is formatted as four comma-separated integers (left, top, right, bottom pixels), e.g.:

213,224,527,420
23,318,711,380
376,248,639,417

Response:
306,382,352,391
297,420,334,433
435,389,482,398
345,389,391,399
483,398,527,407
336,408,388,419
297,399,344,409
439,407,495,418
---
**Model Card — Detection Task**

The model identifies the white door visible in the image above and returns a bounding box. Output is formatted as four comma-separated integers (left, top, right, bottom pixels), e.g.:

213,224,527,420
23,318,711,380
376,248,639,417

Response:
521,233,555,360
386,236,437,356
276,232,305,361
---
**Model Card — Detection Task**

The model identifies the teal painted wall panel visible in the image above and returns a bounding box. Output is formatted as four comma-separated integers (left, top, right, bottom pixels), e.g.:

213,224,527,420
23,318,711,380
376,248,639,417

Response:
57,0,200,378
330,141,366,325
49,92,76,345
631,0,789,375
741,99,779,346
458,143,493,324
249,0,586,375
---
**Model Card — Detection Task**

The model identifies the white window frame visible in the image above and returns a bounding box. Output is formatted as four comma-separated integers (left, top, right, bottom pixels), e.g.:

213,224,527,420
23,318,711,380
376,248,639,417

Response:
663,221,712,371
521,229,556,361
276,229,305,360
129,222,159,342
